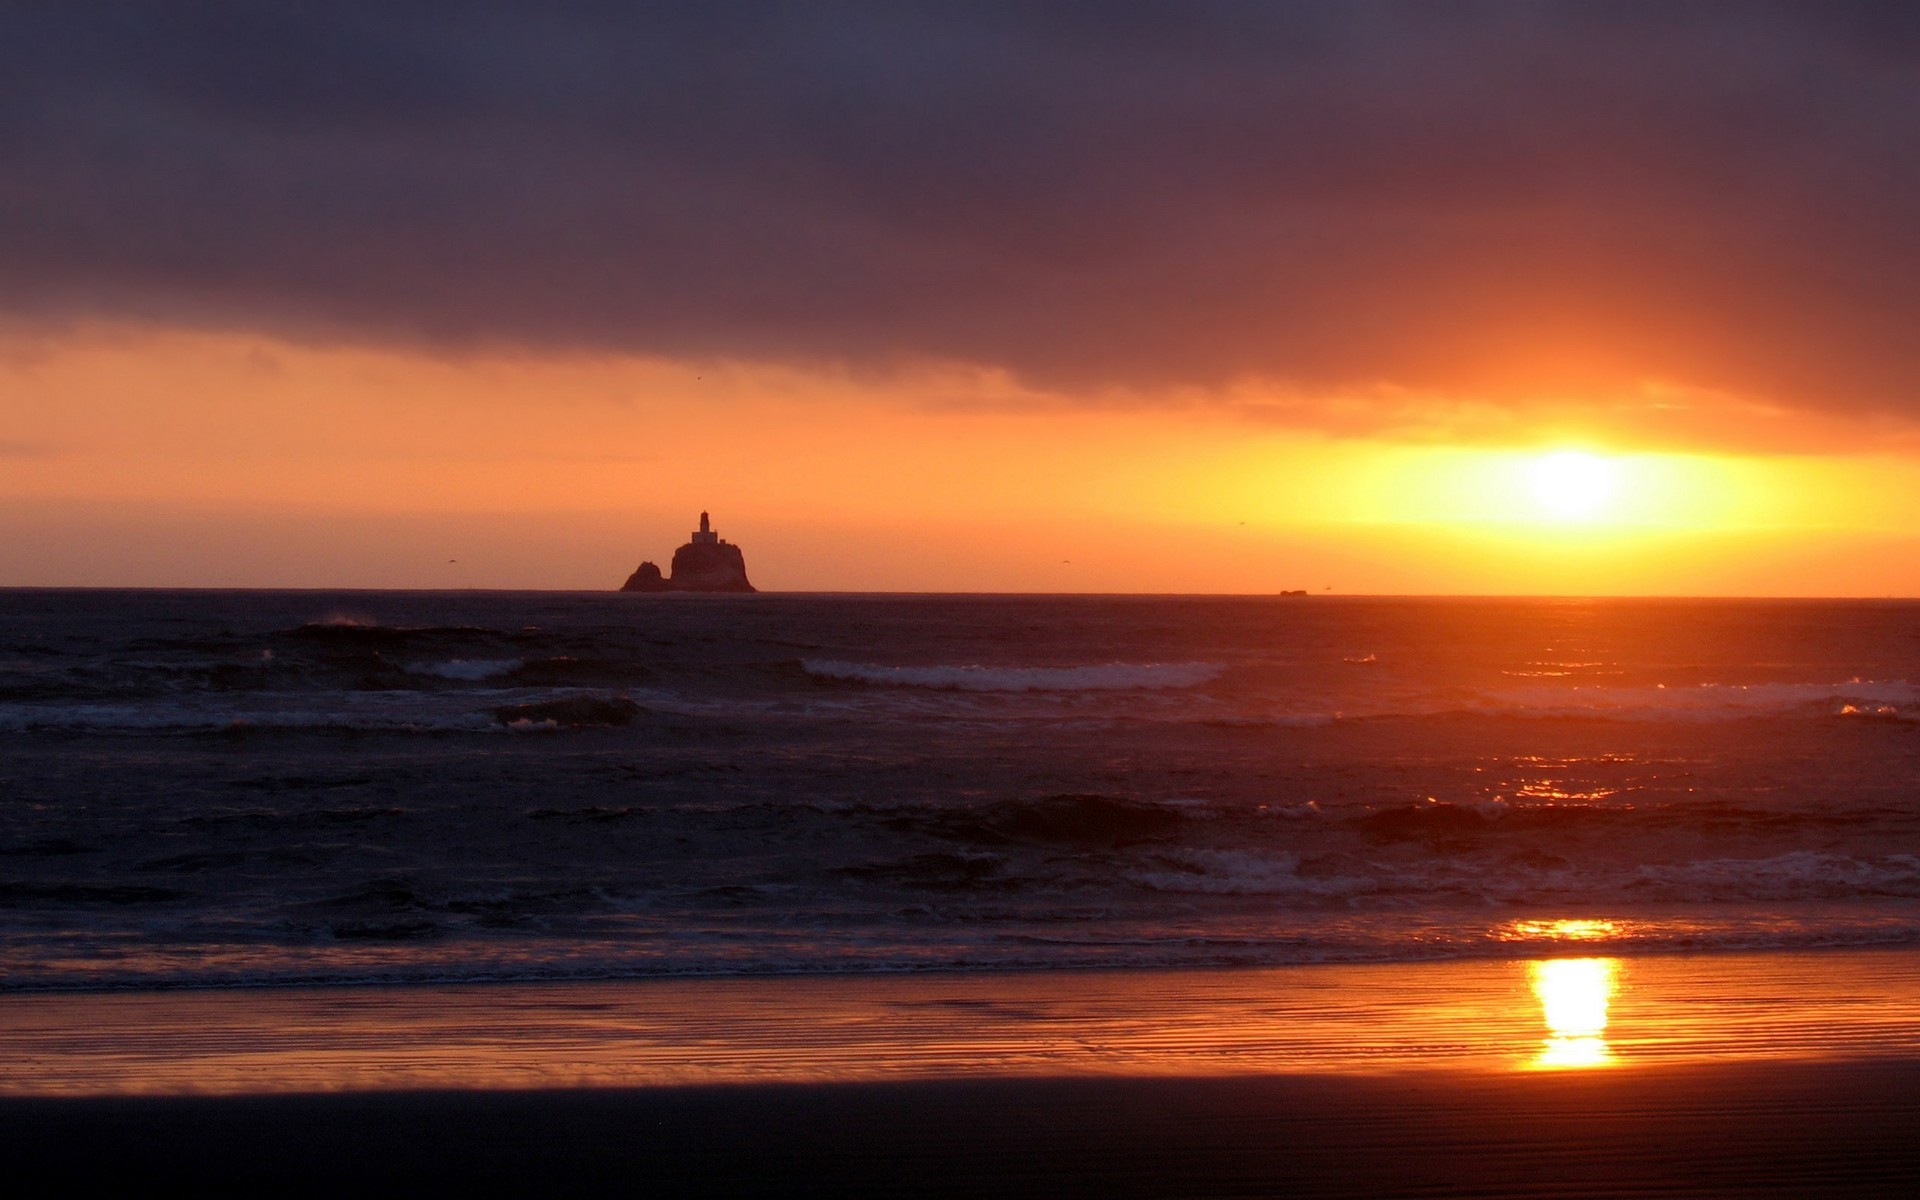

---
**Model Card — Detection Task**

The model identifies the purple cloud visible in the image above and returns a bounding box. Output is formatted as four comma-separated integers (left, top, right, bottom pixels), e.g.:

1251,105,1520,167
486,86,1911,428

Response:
1,2,1915,424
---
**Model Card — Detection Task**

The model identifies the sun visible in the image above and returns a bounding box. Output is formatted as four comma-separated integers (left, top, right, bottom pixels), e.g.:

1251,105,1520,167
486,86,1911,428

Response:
1528,451,1618,521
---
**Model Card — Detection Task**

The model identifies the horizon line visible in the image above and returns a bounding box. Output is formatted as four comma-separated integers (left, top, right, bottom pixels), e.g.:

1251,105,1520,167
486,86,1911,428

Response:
3,586,1915,602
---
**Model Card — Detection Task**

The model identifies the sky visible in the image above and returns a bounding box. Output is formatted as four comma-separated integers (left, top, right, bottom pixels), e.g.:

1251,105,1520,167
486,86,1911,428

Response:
2,2,1918,593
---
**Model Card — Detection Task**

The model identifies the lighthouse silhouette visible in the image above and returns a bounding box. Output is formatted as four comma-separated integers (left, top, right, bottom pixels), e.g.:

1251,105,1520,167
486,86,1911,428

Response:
619,512,755,592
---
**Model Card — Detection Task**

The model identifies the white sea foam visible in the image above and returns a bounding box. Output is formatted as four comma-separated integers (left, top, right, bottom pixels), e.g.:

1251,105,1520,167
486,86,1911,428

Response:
1468,678,1920,721
1132,847,1920,904
0,702,502,733
1635,851,1920,900
802,659,1224,692
1131,850,1378,898
15,591,1920,991
404,658,523,681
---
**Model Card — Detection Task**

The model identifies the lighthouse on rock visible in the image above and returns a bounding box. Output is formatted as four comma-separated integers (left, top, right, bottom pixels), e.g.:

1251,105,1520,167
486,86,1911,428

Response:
620,513,756,593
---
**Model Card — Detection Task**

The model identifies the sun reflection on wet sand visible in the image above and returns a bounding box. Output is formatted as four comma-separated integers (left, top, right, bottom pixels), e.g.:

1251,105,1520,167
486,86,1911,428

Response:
1530,958,1620,1069
6,949,1920,1095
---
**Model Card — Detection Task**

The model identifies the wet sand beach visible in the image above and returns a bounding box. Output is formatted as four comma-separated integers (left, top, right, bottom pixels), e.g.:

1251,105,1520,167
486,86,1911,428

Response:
6,948,1920,1195
8,1062,1920,1197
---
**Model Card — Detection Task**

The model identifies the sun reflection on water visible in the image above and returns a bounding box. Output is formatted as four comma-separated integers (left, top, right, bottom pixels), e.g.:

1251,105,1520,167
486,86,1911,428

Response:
1529,957,1620,1069
1503,918,1621,942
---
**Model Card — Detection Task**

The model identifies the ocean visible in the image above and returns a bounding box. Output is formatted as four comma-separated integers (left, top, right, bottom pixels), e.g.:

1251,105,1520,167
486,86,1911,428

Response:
3,589,1918,992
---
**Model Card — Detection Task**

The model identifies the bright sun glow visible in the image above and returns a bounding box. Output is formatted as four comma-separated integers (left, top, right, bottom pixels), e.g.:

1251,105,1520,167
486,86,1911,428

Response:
1529,451,1618,521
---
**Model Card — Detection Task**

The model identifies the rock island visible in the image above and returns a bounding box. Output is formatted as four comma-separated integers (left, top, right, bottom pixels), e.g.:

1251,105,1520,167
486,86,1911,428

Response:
620,512,756,593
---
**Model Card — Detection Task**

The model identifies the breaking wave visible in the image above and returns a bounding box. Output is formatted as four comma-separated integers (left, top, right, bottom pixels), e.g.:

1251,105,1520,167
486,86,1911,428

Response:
0,701,501,734
1468,678,1920,722
404,659,523,681
12,590,1920,990
0,688,636,734
1130,847,1920,904
283,620,504,645
802,659,1224,692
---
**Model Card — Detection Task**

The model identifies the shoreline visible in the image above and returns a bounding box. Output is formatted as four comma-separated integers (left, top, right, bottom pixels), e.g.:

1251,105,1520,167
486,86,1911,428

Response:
5,924,1919,996
9,938,1920,1194
7,945,1920,1097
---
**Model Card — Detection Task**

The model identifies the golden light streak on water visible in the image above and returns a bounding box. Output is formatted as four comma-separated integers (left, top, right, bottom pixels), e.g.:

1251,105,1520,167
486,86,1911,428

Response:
1501,919,1622,942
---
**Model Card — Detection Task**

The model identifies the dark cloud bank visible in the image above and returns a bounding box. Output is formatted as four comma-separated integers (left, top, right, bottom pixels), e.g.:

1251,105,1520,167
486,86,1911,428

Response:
1,2,1915,419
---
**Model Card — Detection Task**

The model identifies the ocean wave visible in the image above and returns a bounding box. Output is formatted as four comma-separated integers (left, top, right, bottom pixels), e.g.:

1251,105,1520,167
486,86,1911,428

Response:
882,793,1200,847
802,659,1224,692
1636,851,1920,900
282,620,506,646
403,658,523,681
492,695,642,728
1464,678,1920,722
1129,850,1363,897
0,687,633,733
1129,847,1920,904
13,910,1920,992
0,701,502,733
1195,714,1338,729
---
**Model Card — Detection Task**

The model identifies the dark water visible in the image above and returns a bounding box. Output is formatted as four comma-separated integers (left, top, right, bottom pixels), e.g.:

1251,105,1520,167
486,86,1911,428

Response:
3,589,1919,990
